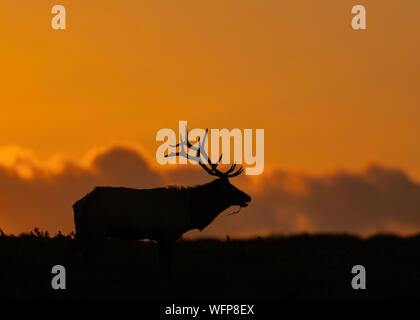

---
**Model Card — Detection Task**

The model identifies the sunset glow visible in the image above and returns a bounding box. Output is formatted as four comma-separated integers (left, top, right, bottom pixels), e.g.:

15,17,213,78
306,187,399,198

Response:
1,0,419,237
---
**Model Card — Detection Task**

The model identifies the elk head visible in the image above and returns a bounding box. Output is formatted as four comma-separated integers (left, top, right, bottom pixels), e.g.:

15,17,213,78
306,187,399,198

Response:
165,127,252,209
192,159,252,209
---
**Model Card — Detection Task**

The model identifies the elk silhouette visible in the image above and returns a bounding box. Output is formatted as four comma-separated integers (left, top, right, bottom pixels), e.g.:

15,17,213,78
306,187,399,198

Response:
73,129,251,280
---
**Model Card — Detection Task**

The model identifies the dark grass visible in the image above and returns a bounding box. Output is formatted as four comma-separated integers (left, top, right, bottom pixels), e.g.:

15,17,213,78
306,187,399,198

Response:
1,229,420,300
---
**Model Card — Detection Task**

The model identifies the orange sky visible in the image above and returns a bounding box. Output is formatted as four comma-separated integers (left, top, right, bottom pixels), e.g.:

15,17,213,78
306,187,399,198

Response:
0,1,420,236
0,0,420,237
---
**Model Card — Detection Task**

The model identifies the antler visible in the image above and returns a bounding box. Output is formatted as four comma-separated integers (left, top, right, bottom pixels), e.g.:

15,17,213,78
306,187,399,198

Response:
164,127,244,178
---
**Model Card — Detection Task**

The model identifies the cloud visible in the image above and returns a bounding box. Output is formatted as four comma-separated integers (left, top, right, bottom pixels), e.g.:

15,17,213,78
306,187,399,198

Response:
0,144,419,238
0,144,163,235
226,165,420,237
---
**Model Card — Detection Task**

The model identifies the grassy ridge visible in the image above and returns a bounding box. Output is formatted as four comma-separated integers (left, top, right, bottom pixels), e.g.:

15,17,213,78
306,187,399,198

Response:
0,229,420,299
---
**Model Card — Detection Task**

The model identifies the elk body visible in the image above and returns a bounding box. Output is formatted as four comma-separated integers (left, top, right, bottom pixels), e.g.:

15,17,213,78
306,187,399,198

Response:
73,131,251,279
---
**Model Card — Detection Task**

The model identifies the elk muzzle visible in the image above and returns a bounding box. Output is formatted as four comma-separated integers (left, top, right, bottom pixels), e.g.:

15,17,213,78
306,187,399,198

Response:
239,193,252,207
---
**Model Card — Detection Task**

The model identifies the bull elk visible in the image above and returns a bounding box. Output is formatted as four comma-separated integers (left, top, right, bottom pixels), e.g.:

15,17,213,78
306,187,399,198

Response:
72,129,251,280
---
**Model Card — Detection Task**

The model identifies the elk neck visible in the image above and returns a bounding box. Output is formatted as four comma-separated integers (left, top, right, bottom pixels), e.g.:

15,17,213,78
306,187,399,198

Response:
188,180,231,231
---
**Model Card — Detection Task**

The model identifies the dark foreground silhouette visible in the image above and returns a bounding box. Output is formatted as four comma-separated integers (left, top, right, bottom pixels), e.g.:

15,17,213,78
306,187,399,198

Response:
0,229,420,300
73,131,251,281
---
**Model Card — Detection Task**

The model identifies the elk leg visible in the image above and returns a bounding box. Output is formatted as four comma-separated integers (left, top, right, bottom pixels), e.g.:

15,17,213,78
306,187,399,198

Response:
158,239,174,284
